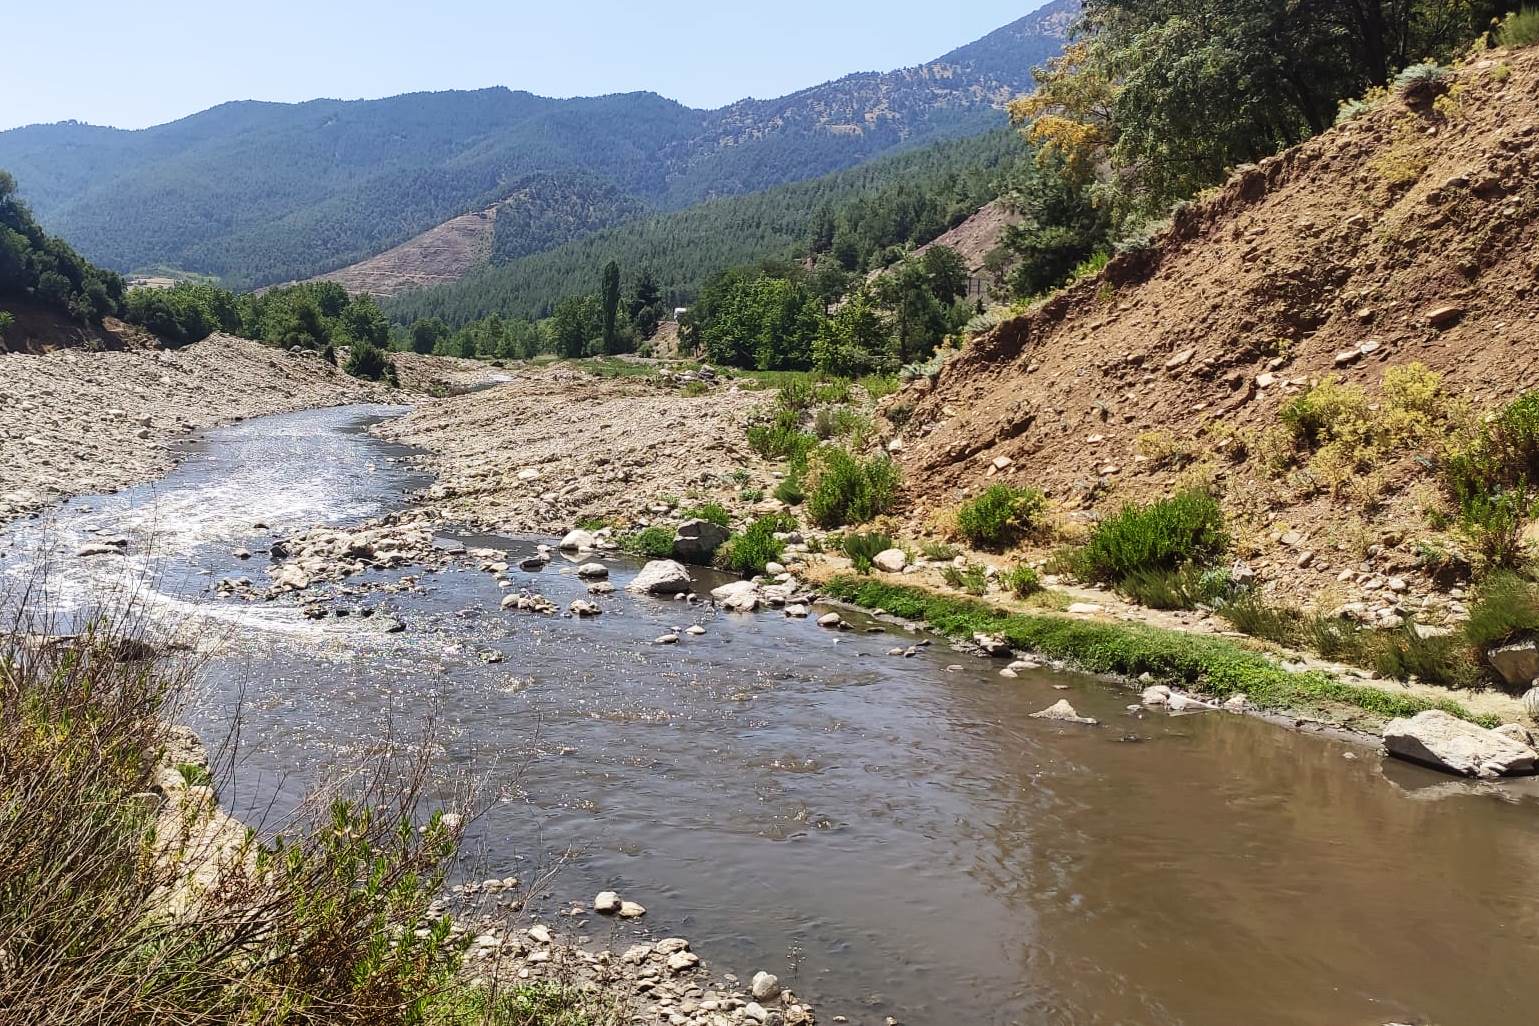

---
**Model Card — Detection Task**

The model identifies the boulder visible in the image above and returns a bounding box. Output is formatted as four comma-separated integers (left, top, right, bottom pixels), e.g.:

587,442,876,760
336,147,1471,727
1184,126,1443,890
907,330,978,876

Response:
750,971,781,1001
1066,602,1103,615
627,559,693,596
1030,699,1098,725
1167,693,1218,712
518,555,550,571
1382,710,1538,778
618,900,646,918
817,612,844,629
594,891,621,913
711,580,761,612
558,529,597,552
1141,685,1171,706
568,599,602,618
672,518,731,564
576,563,609,580
1487,638,1539,690
1524,686,1539,721
873,548,908,573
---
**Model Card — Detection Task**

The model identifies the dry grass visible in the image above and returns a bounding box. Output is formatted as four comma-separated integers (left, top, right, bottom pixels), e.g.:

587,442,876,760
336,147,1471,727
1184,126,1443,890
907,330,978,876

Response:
0,583,604,1026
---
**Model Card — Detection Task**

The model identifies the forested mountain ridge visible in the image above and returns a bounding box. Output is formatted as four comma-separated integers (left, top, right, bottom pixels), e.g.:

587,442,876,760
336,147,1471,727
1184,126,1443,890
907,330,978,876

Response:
0,0,1075,289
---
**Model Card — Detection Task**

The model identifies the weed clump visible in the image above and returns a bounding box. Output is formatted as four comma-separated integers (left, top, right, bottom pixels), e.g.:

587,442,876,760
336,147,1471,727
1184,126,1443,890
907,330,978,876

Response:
621,525,675,559
805,447,901,528
1001,564,1042,598
1067,490,1229,589
840,531,894,573
715,514,791,576
954,484,1047,551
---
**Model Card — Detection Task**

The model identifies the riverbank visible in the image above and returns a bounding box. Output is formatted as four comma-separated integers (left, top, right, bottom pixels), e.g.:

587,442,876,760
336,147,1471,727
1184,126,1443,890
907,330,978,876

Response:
0,334,388,527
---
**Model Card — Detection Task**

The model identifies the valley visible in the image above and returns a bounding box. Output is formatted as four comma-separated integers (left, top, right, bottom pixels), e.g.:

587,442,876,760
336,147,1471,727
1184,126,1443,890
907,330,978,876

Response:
5,3,1539,1026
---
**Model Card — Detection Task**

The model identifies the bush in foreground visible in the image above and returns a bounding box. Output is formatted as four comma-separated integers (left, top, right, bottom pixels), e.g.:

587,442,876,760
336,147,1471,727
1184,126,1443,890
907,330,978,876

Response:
0,607,608,1025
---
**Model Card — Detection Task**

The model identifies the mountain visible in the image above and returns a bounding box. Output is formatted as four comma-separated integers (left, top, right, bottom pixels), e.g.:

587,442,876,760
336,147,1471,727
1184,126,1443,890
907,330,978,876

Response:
381,128,1028,326
0,1,1075,290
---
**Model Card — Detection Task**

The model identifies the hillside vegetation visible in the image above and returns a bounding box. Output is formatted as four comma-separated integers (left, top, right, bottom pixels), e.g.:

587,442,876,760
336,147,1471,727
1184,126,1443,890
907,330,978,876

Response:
0,0,1074,289
883,25,1539,689
384,128,1026,326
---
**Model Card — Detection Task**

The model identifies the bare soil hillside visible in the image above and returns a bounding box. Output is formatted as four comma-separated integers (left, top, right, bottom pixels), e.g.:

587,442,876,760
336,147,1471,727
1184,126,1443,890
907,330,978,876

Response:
888,45,1539,605
911,198,1021,273
311,205,498,297
0,302,160,355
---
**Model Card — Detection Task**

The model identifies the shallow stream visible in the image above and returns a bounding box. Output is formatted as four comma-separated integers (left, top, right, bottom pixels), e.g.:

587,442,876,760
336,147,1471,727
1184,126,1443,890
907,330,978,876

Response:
3,405,1537,1026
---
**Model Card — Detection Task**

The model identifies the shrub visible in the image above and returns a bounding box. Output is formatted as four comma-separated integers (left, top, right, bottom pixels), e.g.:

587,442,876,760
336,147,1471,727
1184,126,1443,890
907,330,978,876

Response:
1369,621,1480,689
813,405,868,441
841,531,894,573
679,501,731,527
715,514,791,576
776,377,817,413
1001,564,1042,598
920,540,959,561
1118,565,1232,610
1393,61,1450,105
1443,391,1539,504
1464,572,1539,652
621,525,675,559
773,475,805,505
1497,7,1539,48
1456,488,1533,573
942,563,989,596
805,447,902,528
747,415,818,462
1068,490,1229,586
954,484,1047,550
681,380,711,397
345,341,398,385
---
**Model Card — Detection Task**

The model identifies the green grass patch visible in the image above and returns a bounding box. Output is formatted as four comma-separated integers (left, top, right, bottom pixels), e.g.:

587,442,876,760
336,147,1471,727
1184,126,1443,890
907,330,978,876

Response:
618,525,675,559
825,576,1496,725
941,563,989,596
1001,564,1042,598
678,502,730,527
954,484,1047,551
1465,572,1539,651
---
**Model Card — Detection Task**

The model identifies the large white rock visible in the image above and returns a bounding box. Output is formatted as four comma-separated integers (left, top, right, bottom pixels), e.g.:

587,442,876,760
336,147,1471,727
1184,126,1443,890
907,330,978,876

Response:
576,562,609,580
672,518,731,564
872,548,908,573
750,971,781,1001
711,580,761,612
558,529,597,552
1382,710,1538,778
627,560,693,595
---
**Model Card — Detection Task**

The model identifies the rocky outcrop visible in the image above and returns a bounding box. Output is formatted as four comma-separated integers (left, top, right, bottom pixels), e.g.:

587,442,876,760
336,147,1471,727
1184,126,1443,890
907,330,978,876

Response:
672,519,731,565
1382,710,1538,778
1030,699,1098,725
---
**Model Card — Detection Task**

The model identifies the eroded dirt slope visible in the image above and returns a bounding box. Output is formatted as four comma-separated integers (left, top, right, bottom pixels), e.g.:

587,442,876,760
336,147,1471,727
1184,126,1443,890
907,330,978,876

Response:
309,205,498,297
890,45,1539,602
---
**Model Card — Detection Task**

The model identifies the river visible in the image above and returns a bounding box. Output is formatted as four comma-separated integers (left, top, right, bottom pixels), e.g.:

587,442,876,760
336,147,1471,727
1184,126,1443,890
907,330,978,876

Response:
2,404,1537,1026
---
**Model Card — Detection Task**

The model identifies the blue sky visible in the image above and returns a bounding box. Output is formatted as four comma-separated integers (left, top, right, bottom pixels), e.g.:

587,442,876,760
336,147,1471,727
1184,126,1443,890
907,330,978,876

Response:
1,1,1045,131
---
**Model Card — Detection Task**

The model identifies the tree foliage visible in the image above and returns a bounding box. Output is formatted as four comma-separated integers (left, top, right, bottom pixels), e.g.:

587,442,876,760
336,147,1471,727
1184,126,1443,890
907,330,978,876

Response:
0,170,124,325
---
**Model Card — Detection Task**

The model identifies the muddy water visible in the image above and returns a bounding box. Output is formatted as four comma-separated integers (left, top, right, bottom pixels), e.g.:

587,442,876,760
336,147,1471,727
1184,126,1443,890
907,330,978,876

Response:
4,406,1538,1026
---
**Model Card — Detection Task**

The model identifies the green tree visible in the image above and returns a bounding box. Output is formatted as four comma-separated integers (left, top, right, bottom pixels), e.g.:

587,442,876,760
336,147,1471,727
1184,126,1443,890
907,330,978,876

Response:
340,295,390,347
813,287,895,376
599,260,622,354
550,294,600,358
1001,154,1112,297
409,318,448,354
627,267,664,338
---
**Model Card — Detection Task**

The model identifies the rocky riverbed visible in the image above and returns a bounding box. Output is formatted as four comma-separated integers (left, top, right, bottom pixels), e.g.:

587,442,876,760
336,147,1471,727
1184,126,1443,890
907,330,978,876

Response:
373,364,775,534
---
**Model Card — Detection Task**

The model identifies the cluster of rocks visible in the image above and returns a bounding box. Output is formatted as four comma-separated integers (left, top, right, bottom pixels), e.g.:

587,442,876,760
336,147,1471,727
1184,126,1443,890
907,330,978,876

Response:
446,911,818,1026
262,519,441,598
660,364,721,388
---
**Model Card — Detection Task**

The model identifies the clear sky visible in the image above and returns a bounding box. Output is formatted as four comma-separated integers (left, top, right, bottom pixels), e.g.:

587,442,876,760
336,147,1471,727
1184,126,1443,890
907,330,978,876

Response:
1,0,1045,132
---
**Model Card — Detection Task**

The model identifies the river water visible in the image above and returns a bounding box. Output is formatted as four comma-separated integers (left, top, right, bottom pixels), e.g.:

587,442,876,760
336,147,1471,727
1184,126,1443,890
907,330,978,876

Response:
3,405,1537,1026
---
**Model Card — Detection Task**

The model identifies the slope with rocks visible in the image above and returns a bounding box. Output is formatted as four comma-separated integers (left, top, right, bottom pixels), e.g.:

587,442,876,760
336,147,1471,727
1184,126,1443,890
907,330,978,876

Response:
888,45,1539,607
